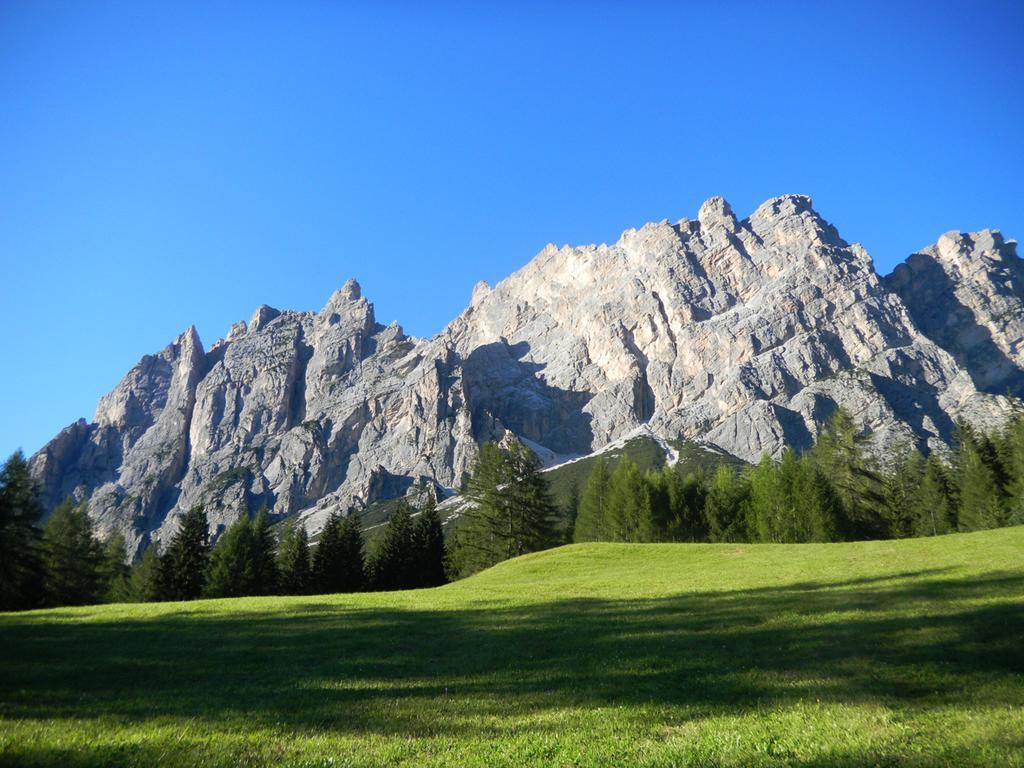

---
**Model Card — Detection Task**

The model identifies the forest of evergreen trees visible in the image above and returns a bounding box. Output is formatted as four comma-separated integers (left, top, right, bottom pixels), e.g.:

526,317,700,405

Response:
0,461,448,612
2,407,1023,612
570,409,1024,545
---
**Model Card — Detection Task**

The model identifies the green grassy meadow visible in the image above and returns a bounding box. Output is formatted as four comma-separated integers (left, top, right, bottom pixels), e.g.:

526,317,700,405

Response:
2,528,1023,767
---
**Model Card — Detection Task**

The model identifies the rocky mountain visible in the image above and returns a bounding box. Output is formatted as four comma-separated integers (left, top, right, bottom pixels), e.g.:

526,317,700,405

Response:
29,195,1024,556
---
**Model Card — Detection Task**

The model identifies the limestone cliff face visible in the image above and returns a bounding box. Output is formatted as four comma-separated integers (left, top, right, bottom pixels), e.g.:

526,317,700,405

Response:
29,196,1023,555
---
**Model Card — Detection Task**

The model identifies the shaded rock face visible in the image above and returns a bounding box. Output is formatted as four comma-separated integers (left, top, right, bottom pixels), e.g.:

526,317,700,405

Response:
30,195,1023,555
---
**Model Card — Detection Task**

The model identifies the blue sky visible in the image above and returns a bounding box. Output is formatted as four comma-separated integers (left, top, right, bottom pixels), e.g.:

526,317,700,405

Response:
2,1,1022,458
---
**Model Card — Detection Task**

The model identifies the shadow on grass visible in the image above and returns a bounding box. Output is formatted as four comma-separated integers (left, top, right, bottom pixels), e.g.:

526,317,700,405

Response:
1,568,1023,763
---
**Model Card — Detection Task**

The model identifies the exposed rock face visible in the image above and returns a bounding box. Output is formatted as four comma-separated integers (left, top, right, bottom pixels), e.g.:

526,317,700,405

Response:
29,195,1024,556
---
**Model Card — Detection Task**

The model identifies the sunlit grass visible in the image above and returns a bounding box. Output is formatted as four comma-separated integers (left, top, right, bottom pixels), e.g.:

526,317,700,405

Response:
2,528,1023,766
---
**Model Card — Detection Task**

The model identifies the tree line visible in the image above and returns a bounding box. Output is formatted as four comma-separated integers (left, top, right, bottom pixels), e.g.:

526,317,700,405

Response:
0,456,448,612
570,409,1024,545
4,407,1023,611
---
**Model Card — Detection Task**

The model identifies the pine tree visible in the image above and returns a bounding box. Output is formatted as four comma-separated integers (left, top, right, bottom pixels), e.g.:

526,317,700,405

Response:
251,506,278,595
563,480,581,543
455,439,559,574
160,506,209,601
0,450,44,611
955,422,1006,531
913,455,956,536
883,447,926,538
573,457,612,542
746,453,786,542
128,542,164,602
336,513,366,592
313,511,365,593
997,410,1024,524
605,457,649,542
412,495,448,588
97,532,132,603
704,465,748,542
810,409,886,538
662,467,709,542
40,498,101,606
203,514,257,598
368,502,416,590
276,520,312,595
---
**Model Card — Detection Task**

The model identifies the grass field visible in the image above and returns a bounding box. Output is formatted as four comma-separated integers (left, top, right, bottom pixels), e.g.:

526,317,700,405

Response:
2,528,1023,767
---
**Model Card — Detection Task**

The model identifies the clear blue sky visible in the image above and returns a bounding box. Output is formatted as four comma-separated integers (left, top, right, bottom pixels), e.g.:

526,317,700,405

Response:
2,1,1022,458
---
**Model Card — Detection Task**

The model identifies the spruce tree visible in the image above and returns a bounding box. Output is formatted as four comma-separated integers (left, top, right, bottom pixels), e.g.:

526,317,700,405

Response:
746,453,786,542
810,409,886,538
41,499,101,606
663,468,708,542
412,495,448,587
251,506,278,595
883,447,926,538
336,513,366,592
955,422,1006,531
704,465,748,542
160,505,209,600
913,455,956,536
605,457,649,542
573,457,612,542
0,450,44,611
97,532,132,603
314,511,364,593
368,502,416,590
563,480,580,543
203,514,257,598
128,542,164,602
276,520,312,595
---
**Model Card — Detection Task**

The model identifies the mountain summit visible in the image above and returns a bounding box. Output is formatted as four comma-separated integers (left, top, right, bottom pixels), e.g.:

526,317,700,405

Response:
30,196,1024,555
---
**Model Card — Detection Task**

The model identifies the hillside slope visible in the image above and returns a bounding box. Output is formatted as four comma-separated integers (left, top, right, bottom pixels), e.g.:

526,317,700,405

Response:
28,196,1024,554
2,527,1022,767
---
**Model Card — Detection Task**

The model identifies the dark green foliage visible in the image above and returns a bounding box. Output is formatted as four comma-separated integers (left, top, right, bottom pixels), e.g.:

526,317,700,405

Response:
276,521,312,595
40,499,101,606
605,457,653,542
98,533,132,603
128,543,164,602
573,457,611,542
0,451,44,611
747,450,842,543
809,410,886,538
367,502,417,590
204,515,258,598
455,440,560,575
704,465,749,542
412,495,447,588
159,506,209,601
955,421,1007,531
314,511,365,593
251,507,278,595
562,480,580,543
915,455,957,536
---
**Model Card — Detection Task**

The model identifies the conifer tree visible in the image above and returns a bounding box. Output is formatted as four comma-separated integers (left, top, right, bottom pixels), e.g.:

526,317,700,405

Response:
455,439,559,574
160,505,209,600
368,502,416,590
314,511,365,593
40,499,101,606
0,450,44,611
251,505,278,595
605,457,650,542
573,457,612,542
97,532,132,603
276,520,312,595
203,514,257,598
955,422,1006,531
810,409,886,538
883,447,926,538
412,495,448,587
563,480,580,543
704,465,748,542
128,542,164,602
913,455,956,536
662,467,709,542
